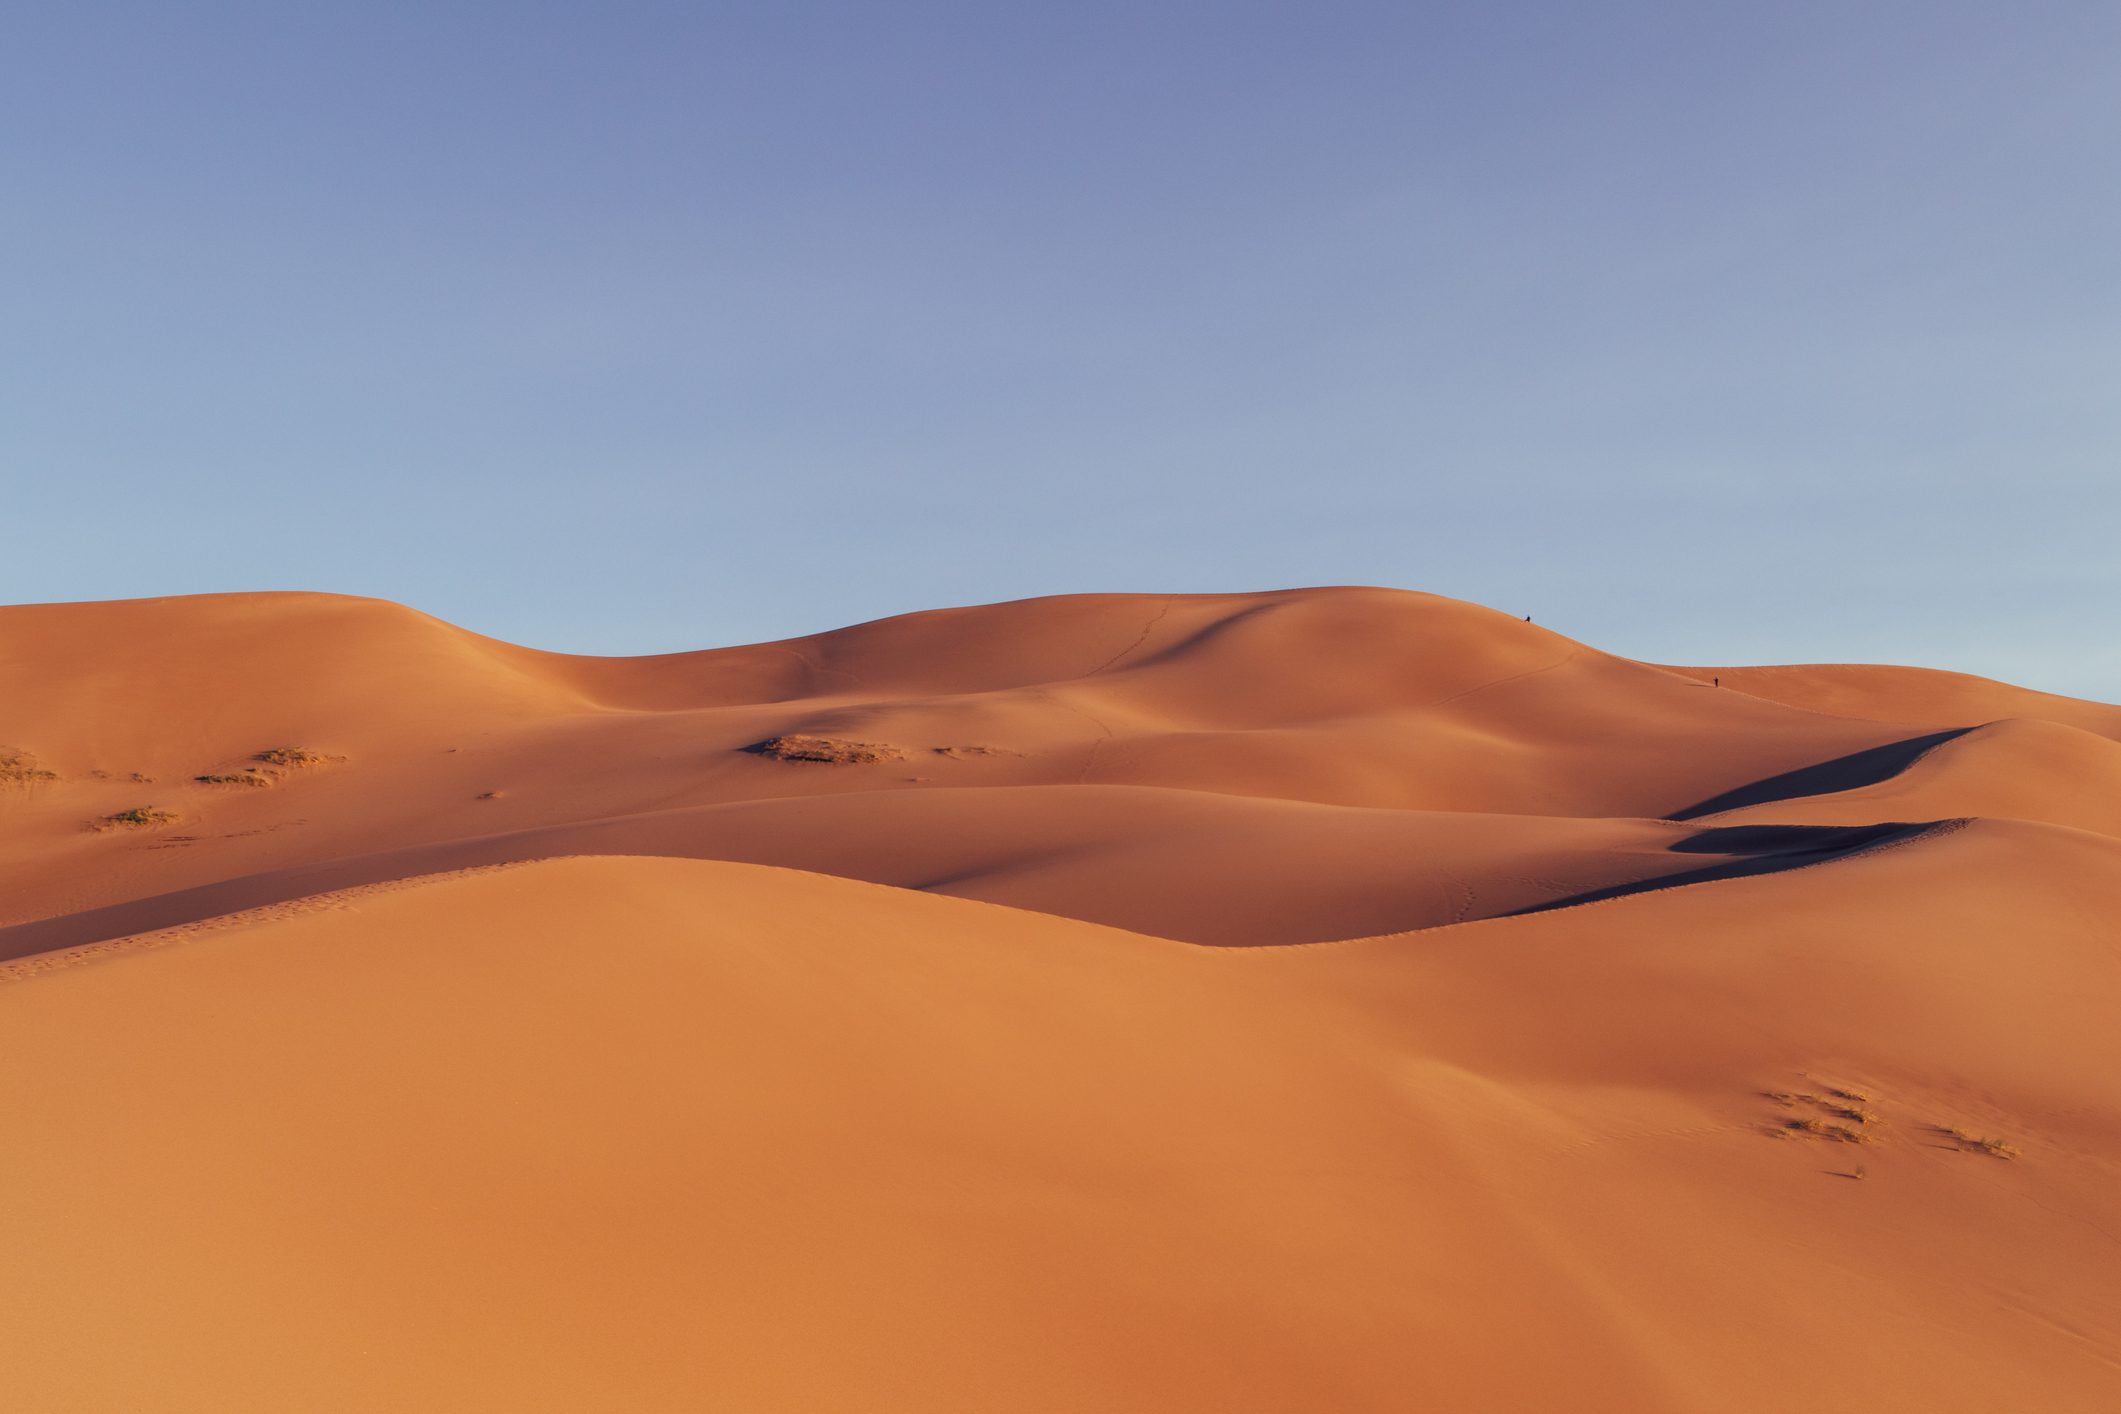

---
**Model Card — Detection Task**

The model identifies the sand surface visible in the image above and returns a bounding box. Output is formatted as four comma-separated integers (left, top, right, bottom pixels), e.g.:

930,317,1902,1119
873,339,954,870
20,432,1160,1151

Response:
3,587,2117,1410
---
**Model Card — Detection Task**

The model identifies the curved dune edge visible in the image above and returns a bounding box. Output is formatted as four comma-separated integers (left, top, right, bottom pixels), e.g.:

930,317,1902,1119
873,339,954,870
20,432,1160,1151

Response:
6,589,2120,1409
5,586,2119,959
0,811,1974,977
0,860,542,983
1663,660,2121,740
2,849,2117,1412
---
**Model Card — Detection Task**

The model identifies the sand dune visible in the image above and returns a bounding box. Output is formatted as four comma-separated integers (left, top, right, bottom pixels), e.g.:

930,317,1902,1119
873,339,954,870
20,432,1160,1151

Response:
0,788,1850,956
1667,660,2121,740
0,587,1967,944
1681,716,2121,839
3,587,2116,1410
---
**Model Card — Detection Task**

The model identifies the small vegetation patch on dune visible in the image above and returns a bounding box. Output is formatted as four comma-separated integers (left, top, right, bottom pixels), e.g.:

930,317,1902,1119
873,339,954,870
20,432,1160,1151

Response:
93,806,181,831
1822,1103,1878,1125
254,747,341,769
196,770,278,788
752,735,906,765
191,748,342,788
1,749,59,786
1941,1127,2019,1159
1776,1116,1870,1144
1761,1083,1884,1147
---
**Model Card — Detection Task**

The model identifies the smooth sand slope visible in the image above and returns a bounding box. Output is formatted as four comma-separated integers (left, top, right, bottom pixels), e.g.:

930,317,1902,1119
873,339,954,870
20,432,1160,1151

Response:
3,587,2118,1411
10,585,2118,951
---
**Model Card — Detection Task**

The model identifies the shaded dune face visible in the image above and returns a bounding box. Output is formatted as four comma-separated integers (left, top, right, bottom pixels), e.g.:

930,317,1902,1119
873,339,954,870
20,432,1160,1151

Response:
3,587,2120,1411
1665,729,1974,819
2,585,2118,954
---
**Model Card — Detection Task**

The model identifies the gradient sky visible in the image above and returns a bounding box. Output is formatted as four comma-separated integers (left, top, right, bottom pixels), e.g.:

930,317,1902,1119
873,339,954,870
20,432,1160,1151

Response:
7,3,2117,695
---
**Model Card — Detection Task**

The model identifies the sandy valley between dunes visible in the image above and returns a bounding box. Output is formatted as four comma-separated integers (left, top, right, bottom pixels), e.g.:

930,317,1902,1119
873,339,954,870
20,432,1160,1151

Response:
3,586,2117,1411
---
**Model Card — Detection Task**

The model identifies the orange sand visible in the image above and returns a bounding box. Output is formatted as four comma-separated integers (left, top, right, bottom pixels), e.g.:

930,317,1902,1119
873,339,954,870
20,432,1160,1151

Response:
2,588,2116,1410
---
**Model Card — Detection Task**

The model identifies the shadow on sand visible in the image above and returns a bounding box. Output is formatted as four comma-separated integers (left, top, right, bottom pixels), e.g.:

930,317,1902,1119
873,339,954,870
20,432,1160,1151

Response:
1505,821,1941,918
1666,728,1972,821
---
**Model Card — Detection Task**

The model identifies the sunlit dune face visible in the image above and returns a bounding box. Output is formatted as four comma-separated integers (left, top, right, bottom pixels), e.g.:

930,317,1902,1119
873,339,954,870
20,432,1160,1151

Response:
2,588,2118,1411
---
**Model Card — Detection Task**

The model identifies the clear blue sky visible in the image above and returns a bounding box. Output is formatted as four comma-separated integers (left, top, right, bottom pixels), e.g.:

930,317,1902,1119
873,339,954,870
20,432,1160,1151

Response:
6,3,2117,696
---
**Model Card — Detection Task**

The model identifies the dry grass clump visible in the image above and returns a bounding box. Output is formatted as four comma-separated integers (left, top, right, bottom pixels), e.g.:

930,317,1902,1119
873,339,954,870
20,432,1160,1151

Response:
1762,1082,1886,1153
191,749,340,788
1943,1128,2018,1159
93,806,180,831
753,735,906,765
196,770,277,788
1779,1116,1870,1144
1764,1085,1881,1126
254,747,339,769
1823,1104,1879,1125
933,744,1023,759
1,749,59,786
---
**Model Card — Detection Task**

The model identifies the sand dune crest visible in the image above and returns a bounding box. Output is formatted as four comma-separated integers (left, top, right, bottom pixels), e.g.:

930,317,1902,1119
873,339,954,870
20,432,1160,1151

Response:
3,587,2117,1410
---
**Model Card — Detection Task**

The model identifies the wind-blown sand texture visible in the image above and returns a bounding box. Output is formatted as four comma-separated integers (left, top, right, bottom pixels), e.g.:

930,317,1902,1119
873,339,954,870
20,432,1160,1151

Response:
2,587,2117,1411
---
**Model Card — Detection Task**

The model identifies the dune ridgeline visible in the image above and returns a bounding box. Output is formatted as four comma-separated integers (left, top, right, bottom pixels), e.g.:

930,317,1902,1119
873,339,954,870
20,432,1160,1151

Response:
3,586,2117,1411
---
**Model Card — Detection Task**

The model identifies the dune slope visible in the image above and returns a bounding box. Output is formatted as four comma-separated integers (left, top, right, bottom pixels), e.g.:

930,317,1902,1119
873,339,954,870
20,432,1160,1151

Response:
11,585,2114,952
3,586,2117,1411
3,848,2116,1413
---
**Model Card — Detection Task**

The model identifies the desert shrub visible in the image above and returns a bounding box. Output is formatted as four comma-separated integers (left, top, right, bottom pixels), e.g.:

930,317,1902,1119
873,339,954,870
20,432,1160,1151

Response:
753,735,905,765
0,749,59,786
254,747,338,768
94,806,180,830
1944,1128,2018,1159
